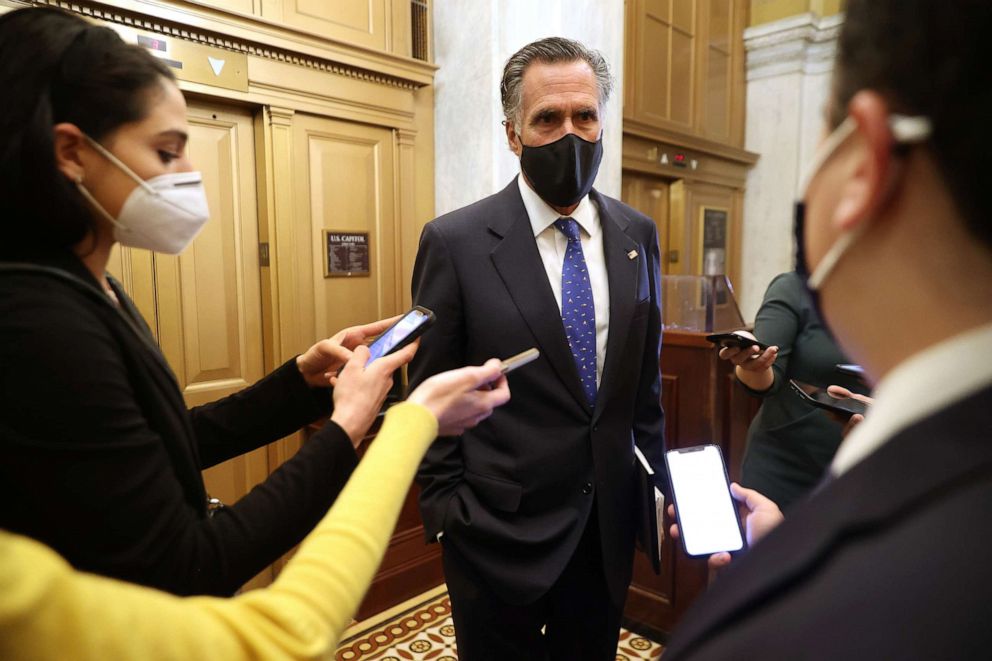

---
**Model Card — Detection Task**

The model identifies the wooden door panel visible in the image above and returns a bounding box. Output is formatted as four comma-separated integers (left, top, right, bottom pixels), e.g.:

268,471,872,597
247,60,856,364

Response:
292,115,398,342
265,0,387,51
156,101,264,408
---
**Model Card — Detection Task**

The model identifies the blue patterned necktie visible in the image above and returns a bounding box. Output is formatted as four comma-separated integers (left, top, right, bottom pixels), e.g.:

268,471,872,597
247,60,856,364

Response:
554,217,597,405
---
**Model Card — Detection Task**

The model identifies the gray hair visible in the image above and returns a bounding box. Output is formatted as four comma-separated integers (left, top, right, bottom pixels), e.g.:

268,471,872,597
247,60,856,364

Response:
500,37,613,129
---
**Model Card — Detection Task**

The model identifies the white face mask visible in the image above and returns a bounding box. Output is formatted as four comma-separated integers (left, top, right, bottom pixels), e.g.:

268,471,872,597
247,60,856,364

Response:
75,135,209,255
797,114,932,291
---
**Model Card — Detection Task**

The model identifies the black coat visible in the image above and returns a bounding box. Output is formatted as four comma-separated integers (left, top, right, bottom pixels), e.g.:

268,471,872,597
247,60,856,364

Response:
409,179,666,606
664,384,992,660
0,255,358,596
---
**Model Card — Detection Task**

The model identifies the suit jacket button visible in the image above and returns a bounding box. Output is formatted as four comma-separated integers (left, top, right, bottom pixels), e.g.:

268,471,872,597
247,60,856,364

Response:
582,482,593,495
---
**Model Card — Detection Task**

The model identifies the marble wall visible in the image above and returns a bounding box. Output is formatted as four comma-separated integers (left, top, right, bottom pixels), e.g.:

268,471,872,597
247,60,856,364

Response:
432,0,625,217
739,12,842,320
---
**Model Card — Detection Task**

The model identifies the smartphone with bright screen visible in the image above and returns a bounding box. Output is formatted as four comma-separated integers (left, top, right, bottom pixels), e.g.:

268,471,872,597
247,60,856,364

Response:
366,307,434,364
666,445,745,557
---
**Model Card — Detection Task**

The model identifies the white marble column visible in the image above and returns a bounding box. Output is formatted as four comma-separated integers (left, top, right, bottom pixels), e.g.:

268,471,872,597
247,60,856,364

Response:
432,0,625,217
739,12,842,320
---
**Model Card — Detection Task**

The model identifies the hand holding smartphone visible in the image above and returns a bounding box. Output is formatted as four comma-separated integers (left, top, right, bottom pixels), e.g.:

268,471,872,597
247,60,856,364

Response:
790,379,868,419
365,306,435,365
706,332,770,352
666,445,745,558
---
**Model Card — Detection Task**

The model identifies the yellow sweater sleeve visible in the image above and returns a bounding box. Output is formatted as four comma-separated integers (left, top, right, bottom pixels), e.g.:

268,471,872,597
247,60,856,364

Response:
0,402,438,661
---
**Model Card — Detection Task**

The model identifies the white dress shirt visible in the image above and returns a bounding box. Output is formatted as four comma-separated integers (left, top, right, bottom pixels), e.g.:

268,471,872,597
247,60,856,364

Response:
830,322,992,476
517,175,610,387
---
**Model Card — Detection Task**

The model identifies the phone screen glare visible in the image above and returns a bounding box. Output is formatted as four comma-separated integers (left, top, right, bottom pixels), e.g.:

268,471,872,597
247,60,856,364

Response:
669,446,744,556
366,310,426,364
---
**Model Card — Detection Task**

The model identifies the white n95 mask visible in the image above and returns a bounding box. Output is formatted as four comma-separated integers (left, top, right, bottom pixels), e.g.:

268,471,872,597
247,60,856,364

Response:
76,135,209,255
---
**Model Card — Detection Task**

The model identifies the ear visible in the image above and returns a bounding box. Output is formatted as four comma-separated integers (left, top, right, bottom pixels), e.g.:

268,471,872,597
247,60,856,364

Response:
831,91,894,232
505,120,522,157
53,123,88,184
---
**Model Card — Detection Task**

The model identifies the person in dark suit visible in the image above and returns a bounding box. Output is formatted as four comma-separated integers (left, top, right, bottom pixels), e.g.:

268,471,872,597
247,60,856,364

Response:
663,0,992,657
0,7,415,597
409,37,665,660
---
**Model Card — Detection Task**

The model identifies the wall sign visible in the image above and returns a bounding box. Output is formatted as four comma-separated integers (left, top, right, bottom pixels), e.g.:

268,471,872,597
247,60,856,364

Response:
323,231,370,278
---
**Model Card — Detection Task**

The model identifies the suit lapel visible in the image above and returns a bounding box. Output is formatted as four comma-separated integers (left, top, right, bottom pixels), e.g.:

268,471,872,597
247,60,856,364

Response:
489,179,592,415
664,384,992,658
593,191,640,423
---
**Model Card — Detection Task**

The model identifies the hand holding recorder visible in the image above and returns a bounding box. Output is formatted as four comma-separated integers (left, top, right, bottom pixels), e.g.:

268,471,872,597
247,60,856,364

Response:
707,331,779,391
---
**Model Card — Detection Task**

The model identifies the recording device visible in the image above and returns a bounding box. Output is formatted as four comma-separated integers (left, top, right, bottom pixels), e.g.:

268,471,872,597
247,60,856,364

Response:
500,348,540,374
705,332,770,352
366,306,435,364
665,444,745,558
790,379,868,419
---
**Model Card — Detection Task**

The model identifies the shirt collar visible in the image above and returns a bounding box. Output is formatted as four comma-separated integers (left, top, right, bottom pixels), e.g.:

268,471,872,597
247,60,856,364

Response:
517,174,597,238
830,322,992,476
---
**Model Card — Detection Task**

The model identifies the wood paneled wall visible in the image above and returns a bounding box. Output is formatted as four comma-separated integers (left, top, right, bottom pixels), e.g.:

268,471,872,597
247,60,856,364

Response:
622,0,757,298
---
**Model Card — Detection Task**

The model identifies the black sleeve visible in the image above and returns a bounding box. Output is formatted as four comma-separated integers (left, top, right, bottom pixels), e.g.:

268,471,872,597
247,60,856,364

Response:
740,273,803,397
191,358,333,469
408,223,467,540
0,288,356,596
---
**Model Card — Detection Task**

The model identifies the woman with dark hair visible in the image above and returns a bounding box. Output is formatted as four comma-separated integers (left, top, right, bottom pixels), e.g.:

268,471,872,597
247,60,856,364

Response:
0,6,408,598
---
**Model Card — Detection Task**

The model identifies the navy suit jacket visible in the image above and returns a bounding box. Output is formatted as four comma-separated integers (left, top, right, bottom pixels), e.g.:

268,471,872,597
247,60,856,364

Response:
664,383,992,660
409,178,666,606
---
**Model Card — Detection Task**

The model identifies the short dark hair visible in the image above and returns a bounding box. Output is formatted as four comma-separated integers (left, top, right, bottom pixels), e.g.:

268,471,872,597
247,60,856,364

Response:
0,7,175,259
831,0,992,249
500,37,613,129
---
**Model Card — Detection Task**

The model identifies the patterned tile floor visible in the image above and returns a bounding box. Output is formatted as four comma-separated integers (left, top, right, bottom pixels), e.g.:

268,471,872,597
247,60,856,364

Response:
336,589,664,660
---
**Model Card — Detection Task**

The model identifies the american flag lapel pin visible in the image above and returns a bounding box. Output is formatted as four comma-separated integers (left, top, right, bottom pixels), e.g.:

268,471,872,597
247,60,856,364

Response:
627,249,638,260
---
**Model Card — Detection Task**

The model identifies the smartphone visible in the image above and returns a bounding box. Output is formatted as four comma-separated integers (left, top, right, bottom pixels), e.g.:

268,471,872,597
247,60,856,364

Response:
705,332,770,352
500,348,540,374
790,379,868,418
835,363,866,379
665,444,745,558
366,306,435,364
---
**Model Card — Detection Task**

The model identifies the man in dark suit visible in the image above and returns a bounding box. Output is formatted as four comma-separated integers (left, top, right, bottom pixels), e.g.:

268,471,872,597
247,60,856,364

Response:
409,37,665,660
663,1,992,658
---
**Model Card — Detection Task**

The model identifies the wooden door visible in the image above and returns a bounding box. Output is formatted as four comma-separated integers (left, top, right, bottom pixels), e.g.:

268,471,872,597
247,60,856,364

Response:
291,114,400,341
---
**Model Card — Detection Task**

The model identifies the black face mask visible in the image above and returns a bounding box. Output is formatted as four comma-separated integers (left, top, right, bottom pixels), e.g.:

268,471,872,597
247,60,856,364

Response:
520,132,603,208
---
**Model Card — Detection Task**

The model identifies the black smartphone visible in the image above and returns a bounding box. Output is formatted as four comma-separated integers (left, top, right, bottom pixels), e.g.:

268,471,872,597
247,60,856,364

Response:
665,444,745,558
790,379,868,418
705,332,770,352
366,306,435,364
835,363,866,379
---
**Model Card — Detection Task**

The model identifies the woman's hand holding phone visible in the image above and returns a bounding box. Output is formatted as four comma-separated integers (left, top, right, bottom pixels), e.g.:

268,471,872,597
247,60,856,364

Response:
715,331,778,371
330,343,418,448
710,331,779,392
296,315,404,388
668,482,784,570
408,359,510,436
826,385,875,436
